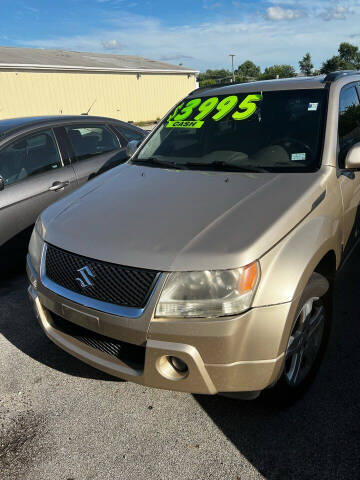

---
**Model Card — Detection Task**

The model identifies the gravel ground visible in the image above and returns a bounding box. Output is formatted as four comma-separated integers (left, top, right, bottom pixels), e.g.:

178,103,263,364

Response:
0,254,360,480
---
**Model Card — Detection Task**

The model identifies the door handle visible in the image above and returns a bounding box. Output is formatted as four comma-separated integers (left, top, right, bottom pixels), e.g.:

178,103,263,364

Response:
49,180,70,191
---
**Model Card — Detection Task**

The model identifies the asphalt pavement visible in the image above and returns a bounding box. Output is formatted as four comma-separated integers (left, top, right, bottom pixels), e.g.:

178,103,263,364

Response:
0,252,359,480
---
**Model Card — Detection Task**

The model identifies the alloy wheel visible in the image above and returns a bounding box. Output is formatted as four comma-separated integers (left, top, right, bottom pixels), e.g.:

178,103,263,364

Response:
285,297,325,387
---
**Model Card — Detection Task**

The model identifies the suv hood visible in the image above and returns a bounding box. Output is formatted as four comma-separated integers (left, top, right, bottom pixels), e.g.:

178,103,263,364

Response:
42,164,325,271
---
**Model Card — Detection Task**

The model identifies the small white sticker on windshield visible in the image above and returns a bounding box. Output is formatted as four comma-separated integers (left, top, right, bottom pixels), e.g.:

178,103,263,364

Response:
291,153,306,161
308,102,319,111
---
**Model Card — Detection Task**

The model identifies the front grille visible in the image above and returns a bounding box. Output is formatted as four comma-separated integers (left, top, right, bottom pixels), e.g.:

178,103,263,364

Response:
51,313,146,370
45,244,159,308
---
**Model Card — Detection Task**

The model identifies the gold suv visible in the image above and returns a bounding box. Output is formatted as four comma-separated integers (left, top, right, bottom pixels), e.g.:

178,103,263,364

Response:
27,71,360,403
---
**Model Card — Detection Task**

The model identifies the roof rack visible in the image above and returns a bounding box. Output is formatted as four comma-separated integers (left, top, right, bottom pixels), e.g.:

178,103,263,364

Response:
323,70,360,83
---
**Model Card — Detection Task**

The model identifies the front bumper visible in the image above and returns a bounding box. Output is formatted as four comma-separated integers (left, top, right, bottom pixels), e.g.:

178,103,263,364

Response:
27,254,294,395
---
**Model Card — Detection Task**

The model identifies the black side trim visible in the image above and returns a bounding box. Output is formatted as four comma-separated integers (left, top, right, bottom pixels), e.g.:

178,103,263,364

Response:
311,190,326,212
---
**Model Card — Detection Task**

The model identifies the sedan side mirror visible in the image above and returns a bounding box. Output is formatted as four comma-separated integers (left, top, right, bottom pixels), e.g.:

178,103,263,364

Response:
344,143,360,170
0,175,4,191
126,140,141,159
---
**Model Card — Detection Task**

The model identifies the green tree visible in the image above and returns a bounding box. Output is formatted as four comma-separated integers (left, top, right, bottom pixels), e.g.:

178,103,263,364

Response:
261,64,296,80
198,79,217,87
235,60,261,82
338,42,359,64
299,53,314,76
320,55,344,74
198,69,232,86
321,42,360,73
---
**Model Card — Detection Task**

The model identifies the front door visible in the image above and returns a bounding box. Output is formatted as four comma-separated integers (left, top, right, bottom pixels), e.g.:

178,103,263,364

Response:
337,83,360,258
0,128,78,247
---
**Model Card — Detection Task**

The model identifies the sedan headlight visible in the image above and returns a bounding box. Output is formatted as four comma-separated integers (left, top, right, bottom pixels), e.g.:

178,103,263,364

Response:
155,262,260,318
28,217,45,275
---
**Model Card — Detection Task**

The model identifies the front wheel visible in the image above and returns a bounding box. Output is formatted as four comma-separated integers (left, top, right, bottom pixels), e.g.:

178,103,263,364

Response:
266,272,331,406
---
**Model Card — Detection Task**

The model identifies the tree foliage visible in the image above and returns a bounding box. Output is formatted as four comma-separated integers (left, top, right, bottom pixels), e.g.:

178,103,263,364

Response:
339,42,359,64
299,53,314,76
321,42,360,73
235,60,261,81
196,42,360,87
261,64,296,80
321,55,344,74
197,69,231,84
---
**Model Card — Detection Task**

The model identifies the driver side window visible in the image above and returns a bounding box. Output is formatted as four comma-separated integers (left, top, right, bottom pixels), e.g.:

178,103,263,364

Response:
0,129,62,187
338,85,360,167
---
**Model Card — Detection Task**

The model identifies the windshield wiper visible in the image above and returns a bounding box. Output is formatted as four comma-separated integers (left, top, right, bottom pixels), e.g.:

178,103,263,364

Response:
183,161,269,173
131,157,187,170
132,158,268,172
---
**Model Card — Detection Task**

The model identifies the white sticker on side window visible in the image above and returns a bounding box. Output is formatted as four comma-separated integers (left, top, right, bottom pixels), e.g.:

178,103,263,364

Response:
291,153,306,161
308,103,319,111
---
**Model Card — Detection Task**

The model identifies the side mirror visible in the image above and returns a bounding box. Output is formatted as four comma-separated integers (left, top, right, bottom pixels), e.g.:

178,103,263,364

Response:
344,143,360,170
0,175,4,191
126,140,141,159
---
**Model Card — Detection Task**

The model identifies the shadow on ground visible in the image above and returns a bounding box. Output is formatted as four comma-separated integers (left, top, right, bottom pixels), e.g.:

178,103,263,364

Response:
0,251,116,381
195,253,360,479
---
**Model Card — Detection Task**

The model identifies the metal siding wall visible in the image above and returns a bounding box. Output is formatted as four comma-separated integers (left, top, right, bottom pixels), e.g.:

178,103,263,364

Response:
0,71,196,122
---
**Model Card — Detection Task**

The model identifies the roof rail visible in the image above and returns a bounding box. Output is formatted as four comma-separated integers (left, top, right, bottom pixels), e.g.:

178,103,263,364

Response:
323,70,360,83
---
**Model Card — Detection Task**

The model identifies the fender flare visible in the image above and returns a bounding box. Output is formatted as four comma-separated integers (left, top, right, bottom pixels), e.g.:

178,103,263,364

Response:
253,215,341,308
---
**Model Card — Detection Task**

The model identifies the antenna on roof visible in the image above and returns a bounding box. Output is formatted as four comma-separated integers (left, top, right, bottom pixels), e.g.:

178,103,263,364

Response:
81,99,97,115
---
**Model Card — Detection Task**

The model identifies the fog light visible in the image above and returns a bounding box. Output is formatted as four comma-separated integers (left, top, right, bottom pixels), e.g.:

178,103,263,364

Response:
156,355,189,380
169,356,188,373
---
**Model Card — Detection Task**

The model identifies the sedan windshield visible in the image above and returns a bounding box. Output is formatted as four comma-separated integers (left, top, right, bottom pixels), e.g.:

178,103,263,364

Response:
134,88,327,173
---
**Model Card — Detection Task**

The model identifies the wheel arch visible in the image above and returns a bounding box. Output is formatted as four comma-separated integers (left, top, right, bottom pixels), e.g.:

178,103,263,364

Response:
312,249,337,317
253,215,341,308
313,250,337,283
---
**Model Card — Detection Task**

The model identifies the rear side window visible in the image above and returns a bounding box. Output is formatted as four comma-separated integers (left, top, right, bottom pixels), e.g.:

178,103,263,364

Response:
115,125,144,143
65,124,120,161
338,85,360,167
0,129,62,187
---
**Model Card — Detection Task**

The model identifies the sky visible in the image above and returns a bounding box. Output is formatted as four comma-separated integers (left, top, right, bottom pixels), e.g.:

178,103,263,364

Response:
1,0,360,72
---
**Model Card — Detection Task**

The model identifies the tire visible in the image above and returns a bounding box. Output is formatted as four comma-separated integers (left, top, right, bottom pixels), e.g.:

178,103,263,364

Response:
265,272,332,406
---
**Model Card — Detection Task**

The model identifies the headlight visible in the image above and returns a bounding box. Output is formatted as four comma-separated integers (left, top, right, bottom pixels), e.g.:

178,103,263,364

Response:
28,217,45,275
155,262,260,318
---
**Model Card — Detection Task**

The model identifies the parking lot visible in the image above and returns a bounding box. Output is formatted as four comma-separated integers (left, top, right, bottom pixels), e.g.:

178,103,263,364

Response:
1,252,360,480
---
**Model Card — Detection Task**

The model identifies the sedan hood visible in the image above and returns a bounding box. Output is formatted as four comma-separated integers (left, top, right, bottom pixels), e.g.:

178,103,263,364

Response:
42,164,325,271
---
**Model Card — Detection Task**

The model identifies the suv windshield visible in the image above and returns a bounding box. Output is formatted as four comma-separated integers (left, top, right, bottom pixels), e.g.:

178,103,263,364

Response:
134,88,328,173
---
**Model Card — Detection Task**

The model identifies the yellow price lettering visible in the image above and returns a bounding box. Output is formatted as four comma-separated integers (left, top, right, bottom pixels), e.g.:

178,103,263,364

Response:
232,94,262,121
174,98,202,121
168,102,184,121
194,97,219,121
212,95,238,121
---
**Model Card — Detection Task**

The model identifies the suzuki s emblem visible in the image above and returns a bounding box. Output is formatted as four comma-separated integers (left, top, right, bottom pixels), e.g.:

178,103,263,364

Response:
76,265,95,289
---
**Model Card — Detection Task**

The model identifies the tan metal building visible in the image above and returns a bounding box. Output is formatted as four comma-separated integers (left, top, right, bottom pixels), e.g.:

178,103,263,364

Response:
0,46,199,123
